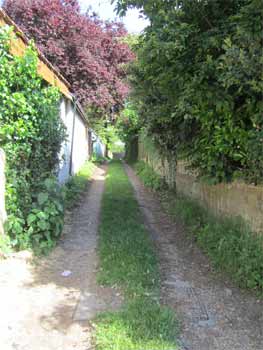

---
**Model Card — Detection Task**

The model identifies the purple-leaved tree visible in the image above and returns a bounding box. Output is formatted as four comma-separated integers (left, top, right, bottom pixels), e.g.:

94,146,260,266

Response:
4,0,134,113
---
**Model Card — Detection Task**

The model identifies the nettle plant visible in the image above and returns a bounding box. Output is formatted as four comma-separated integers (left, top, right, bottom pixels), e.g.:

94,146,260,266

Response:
0,26,66,254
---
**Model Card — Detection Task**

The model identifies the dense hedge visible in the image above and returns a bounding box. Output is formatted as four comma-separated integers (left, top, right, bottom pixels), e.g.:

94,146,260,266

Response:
0,26,66,253
117,0,263,183
117,103,140,162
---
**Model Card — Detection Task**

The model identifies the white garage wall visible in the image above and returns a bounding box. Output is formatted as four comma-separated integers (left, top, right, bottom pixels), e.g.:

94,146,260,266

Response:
58,98,90,183
71,112,89,175
58,98,73,183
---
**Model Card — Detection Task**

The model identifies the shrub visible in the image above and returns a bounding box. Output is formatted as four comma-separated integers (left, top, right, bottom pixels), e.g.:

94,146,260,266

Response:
117,103,140,163
135,161,167,191
91,154,108,165
0,234,12,258
117,0,263,183
25,178,64,255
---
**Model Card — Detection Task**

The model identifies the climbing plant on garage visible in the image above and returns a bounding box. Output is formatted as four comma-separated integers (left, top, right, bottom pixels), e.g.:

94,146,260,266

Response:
0,26,66,253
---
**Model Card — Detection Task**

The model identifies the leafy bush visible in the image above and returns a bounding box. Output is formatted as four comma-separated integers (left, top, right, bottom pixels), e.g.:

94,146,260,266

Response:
0,234,12,258
117,103,141,163
91,154,108,164
110,142,125,154
91,118,124,155
25,178,64,255
0,26,66,253
6,178,64,255
135,161,167,191
117,0,263,183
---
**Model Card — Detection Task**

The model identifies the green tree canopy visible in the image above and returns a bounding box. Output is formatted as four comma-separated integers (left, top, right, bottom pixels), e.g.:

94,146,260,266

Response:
114,0,263,183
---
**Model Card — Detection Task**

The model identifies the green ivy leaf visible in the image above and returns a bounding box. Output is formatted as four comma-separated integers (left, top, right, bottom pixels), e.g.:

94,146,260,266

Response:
27,213,37,225
37,192,49,205
37,220,48,230
36,211,48,220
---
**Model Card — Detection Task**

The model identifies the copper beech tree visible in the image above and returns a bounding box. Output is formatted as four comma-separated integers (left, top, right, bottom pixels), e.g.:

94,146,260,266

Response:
4,0,134,113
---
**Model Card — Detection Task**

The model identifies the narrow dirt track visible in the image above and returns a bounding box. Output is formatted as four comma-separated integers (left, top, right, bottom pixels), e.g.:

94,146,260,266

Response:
125,163,263,350
0,164,122,350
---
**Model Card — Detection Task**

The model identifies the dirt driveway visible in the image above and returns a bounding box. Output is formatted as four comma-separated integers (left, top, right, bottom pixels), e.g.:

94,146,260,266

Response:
125,164,263,350
0,162,262,350
0,165,122,350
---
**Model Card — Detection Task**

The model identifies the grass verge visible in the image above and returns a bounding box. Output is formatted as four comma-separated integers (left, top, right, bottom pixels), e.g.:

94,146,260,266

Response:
166,194,263,293
63,161,96,209
135,161,263,294
95,161,179,350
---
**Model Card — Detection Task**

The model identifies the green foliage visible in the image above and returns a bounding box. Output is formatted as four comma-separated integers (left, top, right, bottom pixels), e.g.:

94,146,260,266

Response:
0,234,12,257
95,161,178,349
64,161,96,210
165,194,263,293
117,103,140,141
91,117,122,152
116,0,263,183
0,26,66,253
110,142,125,154
91,154,108,164
3,181,65,255
135,161,167,191
117,102,140,162
121,33,140,53
24,178,64,255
